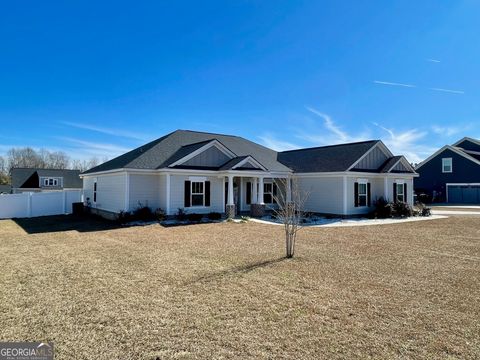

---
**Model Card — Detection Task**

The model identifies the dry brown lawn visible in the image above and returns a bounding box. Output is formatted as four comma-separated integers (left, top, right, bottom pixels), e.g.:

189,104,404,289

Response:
0,215,479,359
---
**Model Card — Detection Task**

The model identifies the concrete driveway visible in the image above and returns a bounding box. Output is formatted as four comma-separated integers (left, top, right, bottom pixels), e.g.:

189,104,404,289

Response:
430,205,480,215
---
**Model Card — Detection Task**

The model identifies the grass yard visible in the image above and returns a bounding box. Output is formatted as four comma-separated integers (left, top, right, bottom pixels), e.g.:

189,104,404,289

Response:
0,215,479,359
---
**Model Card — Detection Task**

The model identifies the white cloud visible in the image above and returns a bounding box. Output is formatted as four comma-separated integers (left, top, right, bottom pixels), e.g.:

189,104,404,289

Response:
56,137,131,158
372,123,434,163
258,134,300,151
300,107,371,145
431,125,465,137
373,80,416,88
426,59,441,63
60,121,151,141
305,107,349,142
263,107,438,164
429,87,464,94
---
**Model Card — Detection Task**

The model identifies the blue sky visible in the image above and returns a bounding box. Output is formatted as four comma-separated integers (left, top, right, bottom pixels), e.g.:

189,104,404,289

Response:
1,1,479,163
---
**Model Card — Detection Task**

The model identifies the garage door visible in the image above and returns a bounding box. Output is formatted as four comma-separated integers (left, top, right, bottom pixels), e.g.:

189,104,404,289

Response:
448,185,480,204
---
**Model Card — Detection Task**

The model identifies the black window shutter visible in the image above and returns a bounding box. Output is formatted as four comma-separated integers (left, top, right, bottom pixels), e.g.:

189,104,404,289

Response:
204,181,210,206
273,183,278,203
367,182,371,207
246,182,252,205
404,183,407,203
393,183,397,203
354,182,359,207
184,180,191,207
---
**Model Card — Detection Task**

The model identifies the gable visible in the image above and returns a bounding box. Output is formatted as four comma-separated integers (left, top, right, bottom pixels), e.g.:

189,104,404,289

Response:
391,160,411,172
20,172,40,188
241,161,260,169
352,145,389,170
454,139,480,152
415,147,480,190
182,145,232,168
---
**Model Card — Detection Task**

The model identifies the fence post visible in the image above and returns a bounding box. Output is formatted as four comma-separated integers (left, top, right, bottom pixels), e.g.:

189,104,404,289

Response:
62,191,67,214
27,192,32,218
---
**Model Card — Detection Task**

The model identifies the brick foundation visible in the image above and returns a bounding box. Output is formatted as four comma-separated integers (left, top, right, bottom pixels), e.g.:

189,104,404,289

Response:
226,204,236,219
250,203,265,217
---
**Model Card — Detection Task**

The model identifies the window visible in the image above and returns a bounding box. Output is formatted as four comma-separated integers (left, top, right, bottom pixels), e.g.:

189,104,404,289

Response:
442,158,452,173
358,183,367,207
191,181,204,206
42,177,60,187
396,183,404,202
93,181,97,203
264,183,273,204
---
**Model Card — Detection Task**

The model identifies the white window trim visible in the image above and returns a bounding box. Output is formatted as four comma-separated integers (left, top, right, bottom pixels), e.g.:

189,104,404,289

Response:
396,183,405,202
41,177,62,187
357,181,368,207
442,158,453,173
191,180,205,207
93,179,98,204
263,181,275,205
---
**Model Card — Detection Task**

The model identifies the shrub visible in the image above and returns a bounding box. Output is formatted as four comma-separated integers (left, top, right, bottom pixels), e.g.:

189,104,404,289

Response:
421,207,431,217
133,206,155,221
155,208,166,221
188,213,203,222
175,208,187,221
392,201,413,217
415,202,431,217
117,210,133,224
373,197,393,218
207,212,222,220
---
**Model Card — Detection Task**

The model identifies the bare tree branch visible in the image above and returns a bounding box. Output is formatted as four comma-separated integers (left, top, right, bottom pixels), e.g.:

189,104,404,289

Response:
273,176,310,258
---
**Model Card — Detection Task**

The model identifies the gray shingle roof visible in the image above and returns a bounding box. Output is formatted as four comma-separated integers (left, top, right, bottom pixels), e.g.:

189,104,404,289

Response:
218,156,249,170
277,141,380,172
82,131,415,175
11,168,82,188
83,130,292,174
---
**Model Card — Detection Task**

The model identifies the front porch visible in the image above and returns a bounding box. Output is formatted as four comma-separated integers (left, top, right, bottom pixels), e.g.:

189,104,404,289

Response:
223,173,292,219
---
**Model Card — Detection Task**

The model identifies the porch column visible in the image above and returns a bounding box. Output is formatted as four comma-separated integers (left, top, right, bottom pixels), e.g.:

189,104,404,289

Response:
258,176,265,205
286,177,292,203
252,177,258,204
227,175,234,205
226,175,236,219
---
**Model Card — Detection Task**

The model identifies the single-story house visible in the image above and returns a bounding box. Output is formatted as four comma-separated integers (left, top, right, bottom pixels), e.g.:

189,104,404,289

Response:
80,130,417,219
415,137,480,203
11,168,83,194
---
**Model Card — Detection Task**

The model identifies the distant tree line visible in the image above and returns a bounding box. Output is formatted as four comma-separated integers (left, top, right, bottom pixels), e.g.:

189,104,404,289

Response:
0,147,107,185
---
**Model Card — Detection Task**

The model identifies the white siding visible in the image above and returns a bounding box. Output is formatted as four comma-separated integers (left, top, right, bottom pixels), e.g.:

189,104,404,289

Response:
297,176,344,215
385,177,414,205
128,174,161,211
84,174,126,213
346,176,383,215
158,174,167,211
83,177,95,205
169,174,224,214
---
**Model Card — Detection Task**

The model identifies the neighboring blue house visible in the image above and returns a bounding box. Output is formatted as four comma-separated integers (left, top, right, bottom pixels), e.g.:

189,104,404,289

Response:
415,137,480,203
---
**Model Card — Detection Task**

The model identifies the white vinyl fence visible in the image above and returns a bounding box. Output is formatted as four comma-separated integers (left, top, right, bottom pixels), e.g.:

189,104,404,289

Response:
0,190,82,219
